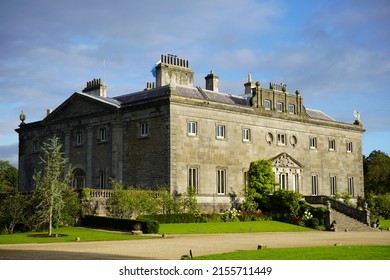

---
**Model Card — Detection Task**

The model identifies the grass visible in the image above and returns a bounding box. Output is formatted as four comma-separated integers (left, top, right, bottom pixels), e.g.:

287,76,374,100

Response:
0,227,152,244
379,218,390,229
159,221,314,234
194,245,390,260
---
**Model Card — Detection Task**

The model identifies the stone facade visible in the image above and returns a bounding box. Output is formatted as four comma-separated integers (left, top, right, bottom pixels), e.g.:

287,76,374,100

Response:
16,54,365,211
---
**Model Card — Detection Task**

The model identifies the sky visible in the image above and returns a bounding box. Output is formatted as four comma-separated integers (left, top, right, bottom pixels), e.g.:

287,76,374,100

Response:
0,0,389,166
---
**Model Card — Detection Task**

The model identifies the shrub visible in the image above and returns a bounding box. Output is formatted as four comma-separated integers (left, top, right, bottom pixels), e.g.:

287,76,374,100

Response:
81,215,159,234
306,217,320,229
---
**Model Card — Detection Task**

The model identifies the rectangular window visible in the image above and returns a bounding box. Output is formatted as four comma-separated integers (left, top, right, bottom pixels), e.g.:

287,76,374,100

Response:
188,167,199,193
277,102,284,112
292,174,299,192
346,142,353,153
348,176,355,197
216,124,226,139
32,140,39,152
311,174,319,196
99,170,106,189
187,121,197,136
140,123,148,137
288,104,295,114
76,131,82,145
217,169,227,195
310,136,317,149
277,133,287,145
279,173,288,190
242,128,251,142
243,170,249,192
99,128,107,142
329,139,336,151
264,99,271,110
330,175,337,196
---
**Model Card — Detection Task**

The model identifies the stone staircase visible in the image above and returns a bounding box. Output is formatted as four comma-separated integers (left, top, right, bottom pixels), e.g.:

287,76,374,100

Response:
329,209,377,232
305,195,378,232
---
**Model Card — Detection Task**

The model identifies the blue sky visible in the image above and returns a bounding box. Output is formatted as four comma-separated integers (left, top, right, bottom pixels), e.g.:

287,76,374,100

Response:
1,0,389,166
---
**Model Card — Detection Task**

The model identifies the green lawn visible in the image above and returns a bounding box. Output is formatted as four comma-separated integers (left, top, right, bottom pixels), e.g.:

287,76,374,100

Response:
159,221,314,234
194,245,390,260
0,227,152,244
380,218,390,229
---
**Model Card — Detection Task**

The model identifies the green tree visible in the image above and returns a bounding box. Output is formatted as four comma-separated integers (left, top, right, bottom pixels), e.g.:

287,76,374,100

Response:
0,192,27,234
184,187,198,214
366,193,390,219
364,150,390,194
0,160,18,193
31,136,73,236
248,159,275,200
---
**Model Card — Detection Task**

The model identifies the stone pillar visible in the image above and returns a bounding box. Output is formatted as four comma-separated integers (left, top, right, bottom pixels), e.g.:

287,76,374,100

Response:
111,122,123,182
86,127,94,187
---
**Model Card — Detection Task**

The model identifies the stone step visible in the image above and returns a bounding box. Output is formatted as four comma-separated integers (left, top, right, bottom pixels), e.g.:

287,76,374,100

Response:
330,209,378,232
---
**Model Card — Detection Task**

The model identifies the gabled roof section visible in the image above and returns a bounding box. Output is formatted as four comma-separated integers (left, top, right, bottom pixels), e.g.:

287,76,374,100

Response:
271,153,303,169
43,92,120,123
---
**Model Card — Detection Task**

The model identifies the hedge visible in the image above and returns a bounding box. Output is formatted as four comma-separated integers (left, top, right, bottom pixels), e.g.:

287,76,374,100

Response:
81,215,159,234
138,213,199,224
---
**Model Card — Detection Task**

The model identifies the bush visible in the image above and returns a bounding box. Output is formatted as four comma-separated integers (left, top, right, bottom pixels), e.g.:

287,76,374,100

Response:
138,213,196,224
81,215,159,234
306,217,320,229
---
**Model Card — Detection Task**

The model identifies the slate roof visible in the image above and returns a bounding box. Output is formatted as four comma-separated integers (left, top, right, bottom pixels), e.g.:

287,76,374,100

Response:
110,85,335,122
112,85,249,107
305,108,335,121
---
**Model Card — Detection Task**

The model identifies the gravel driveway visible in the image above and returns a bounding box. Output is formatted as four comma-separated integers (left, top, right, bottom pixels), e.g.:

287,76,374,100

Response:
0,231,389,260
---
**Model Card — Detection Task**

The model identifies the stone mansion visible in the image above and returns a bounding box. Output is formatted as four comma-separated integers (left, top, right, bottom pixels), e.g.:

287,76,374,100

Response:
16,54,365,210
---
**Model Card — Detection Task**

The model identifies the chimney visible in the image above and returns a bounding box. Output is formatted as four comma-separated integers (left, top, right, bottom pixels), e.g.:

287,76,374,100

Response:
155,54,194,87
205,70,219,92
82,78,107,97
244,74,256,94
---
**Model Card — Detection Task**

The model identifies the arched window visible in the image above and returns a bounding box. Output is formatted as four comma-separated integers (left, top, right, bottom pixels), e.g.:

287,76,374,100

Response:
73,168,86,188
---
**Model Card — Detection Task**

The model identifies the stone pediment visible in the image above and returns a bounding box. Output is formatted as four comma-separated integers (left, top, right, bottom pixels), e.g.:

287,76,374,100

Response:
271,153,303,169
43,92,120,123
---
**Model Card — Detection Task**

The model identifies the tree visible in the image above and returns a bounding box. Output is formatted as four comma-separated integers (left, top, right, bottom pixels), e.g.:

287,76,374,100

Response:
248,159,275,200
0,160,18,193
364,150,390,194
0,192,27,234
31,136,73,236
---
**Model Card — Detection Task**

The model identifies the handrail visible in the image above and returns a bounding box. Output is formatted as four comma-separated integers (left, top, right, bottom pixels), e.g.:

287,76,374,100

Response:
90,189,114,198
304,195,370,225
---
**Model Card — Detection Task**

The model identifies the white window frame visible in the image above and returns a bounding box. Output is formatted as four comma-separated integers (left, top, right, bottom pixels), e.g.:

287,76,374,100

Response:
330,175,337,196
310,136,317,149
242,128,251,142
346,141,353,153
288,104,295,114
140,122,148,137
216,124,226,139
217,168,227,195
76,131,82,145
187,121,197,136
329,139,336,151
279,173,288,190
277,133,287,146
188,167,199,193
348,176,355,197
243,170,249,192
277,102,284,112
311,174,319,196
292,173,299,192
264,99,271,110
99,127,107,142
